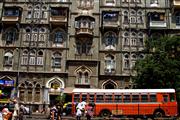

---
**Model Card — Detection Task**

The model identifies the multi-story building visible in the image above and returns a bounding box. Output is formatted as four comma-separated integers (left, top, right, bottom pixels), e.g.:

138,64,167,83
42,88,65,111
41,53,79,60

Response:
0,0,178,112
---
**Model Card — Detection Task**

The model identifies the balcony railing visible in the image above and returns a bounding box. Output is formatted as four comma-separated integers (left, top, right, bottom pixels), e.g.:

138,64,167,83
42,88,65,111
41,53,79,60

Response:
103,21,119,28
2,16,19,22
76,28,93,36
149,21,167,28
50,16,67,23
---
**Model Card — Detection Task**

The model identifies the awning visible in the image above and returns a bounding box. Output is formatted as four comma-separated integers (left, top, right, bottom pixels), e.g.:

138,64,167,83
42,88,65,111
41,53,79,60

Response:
63,87,74,94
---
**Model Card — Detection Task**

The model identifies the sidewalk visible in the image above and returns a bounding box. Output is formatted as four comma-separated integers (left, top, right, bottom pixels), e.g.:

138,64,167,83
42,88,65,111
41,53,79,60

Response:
24,114,179,120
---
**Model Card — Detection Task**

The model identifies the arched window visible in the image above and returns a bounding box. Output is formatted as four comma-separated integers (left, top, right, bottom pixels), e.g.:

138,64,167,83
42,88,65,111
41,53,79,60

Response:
21,50,28,65
76,66,91,85
137,11,143,23
4,28,17,45
27,6,32,18
4,51,13,66
37,50,43,65
39,27,45,41
55,31,63,43
130,10,136,23
138,32,144,46
19,83,25,101
84,72,89,83
123,10,129,24
77,72,83,84
131,54,137,68
29,50,36,65
27,83,33,102
123,32,129,46
104,31,117,50
52,52,62,68
42,6,47,18
34,6,40,18
105,54,115,74
75,41,92,55
34,84,41,102
124,54,130,69
32,28,38,41
176,12,180,25
131,32,137,46
53,29,66,47
25,28,31,42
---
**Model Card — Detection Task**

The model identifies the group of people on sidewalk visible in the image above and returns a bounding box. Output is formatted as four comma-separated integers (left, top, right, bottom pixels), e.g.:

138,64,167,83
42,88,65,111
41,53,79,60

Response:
1,98,25,120
1,98,94,120
76,102,94,120
49,104,63,120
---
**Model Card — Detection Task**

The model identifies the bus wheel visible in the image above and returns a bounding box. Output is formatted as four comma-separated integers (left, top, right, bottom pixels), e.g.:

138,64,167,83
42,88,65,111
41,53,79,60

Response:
100,110,111,117
153,111,164,118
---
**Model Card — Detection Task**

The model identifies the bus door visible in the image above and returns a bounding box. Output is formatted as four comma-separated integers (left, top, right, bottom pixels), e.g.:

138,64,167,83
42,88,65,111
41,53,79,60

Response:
161,94,173,115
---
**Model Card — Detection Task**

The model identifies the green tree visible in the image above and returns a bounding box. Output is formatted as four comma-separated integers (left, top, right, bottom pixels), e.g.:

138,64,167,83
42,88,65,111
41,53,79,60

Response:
133,36,180,100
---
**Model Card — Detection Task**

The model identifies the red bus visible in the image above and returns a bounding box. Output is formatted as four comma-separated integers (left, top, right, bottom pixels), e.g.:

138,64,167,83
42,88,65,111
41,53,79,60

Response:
72,88,178,118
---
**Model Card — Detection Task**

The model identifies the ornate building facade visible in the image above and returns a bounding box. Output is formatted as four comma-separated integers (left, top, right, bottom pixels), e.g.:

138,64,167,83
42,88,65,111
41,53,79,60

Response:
0,0,179,112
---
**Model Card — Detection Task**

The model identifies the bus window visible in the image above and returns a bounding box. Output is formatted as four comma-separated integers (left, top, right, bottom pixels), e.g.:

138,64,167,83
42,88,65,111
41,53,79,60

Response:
74,94,80,102
82,94,87,102
170,93,175,102
132,95,140,102
89,94,94,103
105,95,112,103
114,95,122,102
96,95,104,103
141,95,148,102
163,95,168,102
123,95,131,103
149,95,156,102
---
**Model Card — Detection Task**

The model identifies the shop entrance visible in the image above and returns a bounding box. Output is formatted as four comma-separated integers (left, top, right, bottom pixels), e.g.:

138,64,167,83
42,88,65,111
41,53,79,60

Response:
50,95,58,105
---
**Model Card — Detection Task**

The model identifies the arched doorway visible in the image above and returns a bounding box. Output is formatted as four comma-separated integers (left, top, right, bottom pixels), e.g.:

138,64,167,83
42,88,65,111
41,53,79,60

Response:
46,77,65,105
102,80,118,89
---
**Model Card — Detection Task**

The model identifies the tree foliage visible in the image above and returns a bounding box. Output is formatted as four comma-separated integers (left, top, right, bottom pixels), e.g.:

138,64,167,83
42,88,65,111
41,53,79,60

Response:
133,36,180,92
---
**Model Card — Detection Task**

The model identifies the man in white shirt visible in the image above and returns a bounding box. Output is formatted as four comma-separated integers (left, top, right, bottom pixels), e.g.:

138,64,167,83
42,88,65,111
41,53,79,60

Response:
12,99,19,120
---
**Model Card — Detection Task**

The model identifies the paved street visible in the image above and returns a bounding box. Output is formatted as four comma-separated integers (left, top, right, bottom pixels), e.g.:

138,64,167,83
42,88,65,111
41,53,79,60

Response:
23,114,179,120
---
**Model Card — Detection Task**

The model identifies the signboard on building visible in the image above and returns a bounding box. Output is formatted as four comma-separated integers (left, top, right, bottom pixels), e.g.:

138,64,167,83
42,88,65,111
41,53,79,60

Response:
0,80,4,85
0,80,14,86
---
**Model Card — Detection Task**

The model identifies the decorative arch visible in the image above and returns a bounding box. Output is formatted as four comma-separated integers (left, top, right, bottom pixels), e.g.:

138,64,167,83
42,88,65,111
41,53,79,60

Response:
103,31,117,49
18,81,42,102
0,76,13,80
101,80,118,89
52,28,67,46
4,51,13,65
74,65,92,75
74,66,92,85
46,77,65,89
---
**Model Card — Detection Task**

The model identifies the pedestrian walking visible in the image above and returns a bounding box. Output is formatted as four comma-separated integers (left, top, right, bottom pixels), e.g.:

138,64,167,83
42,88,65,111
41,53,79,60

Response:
2,107,12,120
19,104,25,120
85,103,93,120
76,108,82,120
57,105,63,120
11,99,19,120
50,105,58,120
